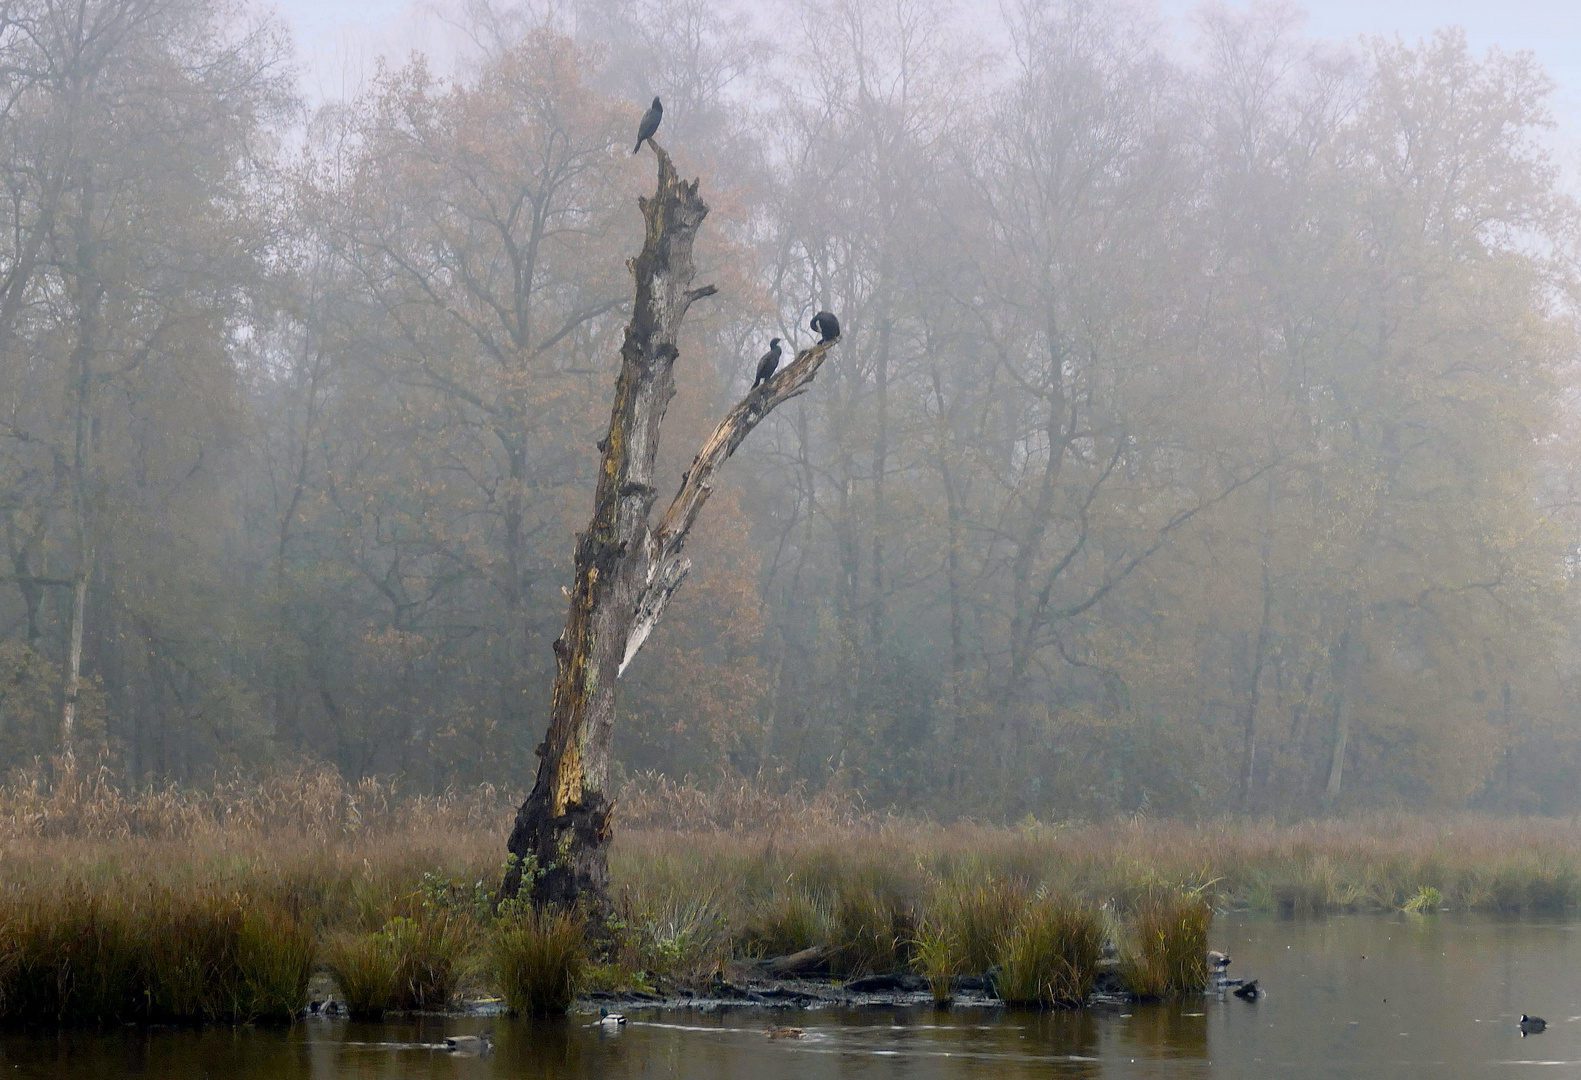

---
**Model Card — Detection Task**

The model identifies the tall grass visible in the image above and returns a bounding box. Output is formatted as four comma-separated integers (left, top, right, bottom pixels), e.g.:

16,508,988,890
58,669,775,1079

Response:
738,890,829,958
325,914,473,1018
1120,891,1211,999
935,878,1027,974
0,886,312,1023
996,896,1105,1008
909,916,962,1004
493,907,587,1014
10,766,1581,1021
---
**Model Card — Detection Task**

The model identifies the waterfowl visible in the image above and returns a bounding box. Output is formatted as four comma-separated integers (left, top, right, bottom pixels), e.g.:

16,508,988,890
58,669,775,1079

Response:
599,1008,628,1027
765,1027,805,1039
1520,1014,1547,1034
634,97,662,153
753,339,782,387
443,1033,493,1056
1233,979,1261,1000
1207,950,1231,970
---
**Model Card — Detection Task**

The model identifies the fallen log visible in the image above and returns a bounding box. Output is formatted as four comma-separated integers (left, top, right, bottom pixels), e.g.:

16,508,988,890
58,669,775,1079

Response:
762,945,832,977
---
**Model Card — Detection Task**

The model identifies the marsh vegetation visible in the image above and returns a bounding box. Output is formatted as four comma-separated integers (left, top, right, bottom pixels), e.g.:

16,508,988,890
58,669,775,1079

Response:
4,767,1581,1020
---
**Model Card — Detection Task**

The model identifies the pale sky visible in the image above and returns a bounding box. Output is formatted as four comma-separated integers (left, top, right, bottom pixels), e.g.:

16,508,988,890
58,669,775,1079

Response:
266,0,1581,119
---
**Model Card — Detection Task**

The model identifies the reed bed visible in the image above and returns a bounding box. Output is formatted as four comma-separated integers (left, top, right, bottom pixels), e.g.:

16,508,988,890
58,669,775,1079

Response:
8,762,1581,1019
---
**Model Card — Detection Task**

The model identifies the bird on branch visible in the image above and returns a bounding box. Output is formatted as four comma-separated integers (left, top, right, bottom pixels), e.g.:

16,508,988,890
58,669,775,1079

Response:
634,97,663,153
811,310,840,342
752,338,782,388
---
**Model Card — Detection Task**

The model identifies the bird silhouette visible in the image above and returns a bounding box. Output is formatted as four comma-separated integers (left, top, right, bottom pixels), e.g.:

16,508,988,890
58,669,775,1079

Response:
1520,1014,1547,1035
753,339,782,388
634,97,662,153
810,310,840,343
1233,979,1261,1000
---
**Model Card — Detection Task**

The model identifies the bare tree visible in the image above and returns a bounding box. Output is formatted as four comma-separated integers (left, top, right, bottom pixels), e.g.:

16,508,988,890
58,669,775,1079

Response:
501,143,838,907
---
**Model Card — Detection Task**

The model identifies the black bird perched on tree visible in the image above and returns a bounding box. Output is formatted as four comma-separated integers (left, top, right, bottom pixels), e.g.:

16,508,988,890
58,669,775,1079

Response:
810,310,840,343
634,97,662,153
752,338,782,388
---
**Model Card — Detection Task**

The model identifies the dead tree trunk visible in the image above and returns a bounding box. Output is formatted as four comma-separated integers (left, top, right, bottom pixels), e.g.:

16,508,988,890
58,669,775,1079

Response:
502,145,839,908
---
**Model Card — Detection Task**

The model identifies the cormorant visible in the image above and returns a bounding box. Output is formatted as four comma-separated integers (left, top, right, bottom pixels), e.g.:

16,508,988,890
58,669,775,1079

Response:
1521,1014,1547,1034
811,310,840,342
634,97,663,153
753,338,782,388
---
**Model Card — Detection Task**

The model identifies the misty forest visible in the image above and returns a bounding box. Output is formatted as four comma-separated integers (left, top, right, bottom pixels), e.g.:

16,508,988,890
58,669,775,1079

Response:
4,0,1576,827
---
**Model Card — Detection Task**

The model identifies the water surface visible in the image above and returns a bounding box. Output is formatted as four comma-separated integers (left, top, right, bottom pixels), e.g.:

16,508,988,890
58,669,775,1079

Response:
4,912,1581,1078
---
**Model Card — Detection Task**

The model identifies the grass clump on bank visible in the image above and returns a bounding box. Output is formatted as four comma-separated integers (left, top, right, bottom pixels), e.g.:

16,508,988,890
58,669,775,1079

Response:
493,906,586,1014
995,896,1105,1007
1120,890,1211,999
325,914,473,1018
909,917,962,1004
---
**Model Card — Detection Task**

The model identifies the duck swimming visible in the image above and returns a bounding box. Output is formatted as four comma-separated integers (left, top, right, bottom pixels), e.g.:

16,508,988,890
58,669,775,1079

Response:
443,1033,493,1057
1520,1014,1547,1035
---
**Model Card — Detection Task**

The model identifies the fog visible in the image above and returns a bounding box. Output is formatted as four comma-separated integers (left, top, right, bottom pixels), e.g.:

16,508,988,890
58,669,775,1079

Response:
2,0,1580,821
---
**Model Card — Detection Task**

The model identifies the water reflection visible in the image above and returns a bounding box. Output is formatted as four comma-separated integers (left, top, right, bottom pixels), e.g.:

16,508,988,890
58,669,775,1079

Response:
5,913,1581,1077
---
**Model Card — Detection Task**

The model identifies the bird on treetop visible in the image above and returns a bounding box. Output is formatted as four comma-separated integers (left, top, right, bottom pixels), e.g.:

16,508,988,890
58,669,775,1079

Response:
811,310,840,343
634,97,663,153
753,338,783,388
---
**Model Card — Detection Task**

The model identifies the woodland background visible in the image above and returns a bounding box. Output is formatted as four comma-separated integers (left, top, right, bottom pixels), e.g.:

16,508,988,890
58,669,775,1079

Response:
3,0,1581,820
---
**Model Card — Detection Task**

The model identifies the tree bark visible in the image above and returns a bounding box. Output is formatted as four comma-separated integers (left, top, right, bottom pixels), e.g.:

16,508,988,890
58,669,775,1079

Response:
502,144,839,908
1325,629,1358,800
60,569,88,755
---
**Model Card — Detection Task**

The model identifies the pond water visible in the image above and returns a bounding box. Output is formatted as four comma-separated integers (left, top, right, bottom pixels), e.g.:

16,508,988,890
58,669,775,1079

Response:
5,912,1581,1078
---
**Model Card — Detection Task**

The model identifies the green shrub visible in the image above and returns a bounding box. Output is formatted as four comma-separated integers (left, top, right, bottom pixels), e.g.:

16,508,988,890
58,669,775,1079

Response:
1120,891,1210,999
493,907,586,1015
995,896,1104,1008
